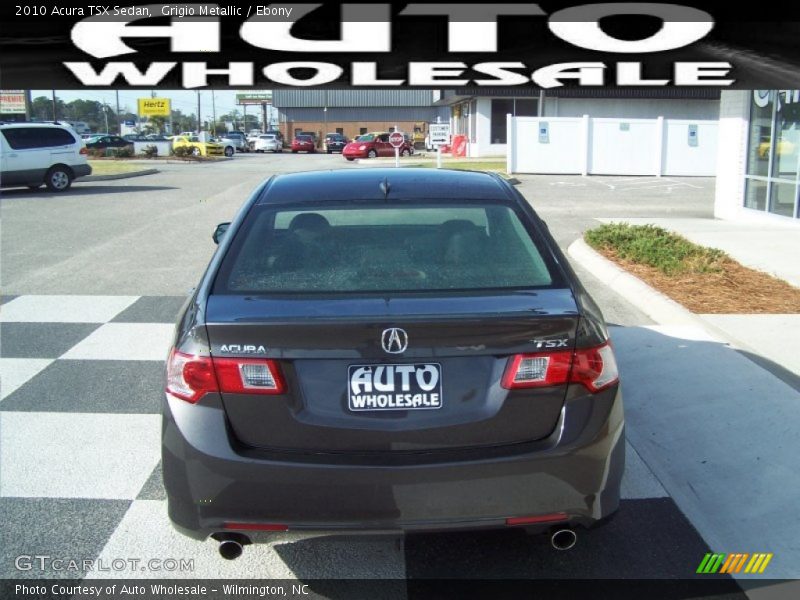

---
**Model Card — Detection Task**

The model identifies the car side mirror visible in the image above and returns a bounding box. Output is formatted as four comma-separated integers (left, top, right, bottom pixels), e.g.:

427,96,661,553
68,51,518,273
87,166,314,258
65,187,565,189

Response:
212,222,231,244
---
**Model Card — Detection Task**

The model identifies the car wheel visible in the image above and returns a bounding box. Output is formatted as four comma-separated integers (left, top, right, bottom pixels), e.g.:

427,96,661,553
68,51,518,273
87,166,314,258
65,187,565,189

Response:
192,147,202,157
401,148,410,157
346,157,355,161
292,150,297,153
367,149,377,158
224,146,234,157
45,166,72,192
327,149,332,154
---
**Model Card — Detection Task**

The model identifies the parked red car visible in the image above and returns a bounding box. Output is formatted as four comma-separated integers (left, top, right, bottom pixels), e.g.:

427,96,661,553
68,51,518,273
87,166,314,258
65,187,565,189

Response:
291,135,316,153
343,132,412,161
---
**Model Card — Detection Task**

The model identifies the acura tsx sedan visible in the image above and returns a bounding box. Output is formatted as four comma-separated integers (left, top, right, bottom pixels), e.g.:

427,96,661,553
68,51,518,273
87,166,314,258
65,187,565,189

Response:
162,168,624,559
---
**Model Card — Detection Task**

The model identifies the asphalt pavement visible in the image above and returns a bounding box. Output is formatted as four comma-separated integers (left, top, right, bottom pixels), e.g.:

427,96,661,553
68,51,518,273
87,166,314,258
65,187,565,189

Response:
0,155,793,594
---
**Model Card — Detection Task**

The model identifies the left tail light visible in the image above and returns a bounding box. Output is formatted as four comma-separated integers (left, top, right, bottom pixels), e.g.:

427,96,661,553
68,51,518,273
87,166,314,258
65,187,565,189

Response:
501,342,619,393
166,349,285,404
79,147,88,155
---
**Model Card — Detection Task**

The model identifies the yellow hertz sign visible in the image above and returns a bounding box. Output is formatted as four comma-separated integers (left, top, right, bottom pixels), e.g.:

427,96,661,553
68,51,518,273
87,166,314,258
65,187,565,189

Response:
697,552,773,574
138,98,171,117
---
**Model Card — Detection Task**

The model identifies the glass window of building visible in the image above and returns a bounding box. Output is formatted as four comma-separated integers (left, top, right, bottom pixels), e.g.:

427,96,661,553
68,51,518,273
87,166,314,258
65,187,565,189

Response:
490,98,540,145
745,90,800,219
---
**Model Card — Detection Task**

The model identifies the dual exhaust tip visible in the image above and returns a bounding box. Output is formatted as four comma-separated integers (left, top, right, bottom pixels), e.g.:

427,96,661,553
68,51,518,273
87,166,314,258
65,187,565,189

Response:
214,527,576,559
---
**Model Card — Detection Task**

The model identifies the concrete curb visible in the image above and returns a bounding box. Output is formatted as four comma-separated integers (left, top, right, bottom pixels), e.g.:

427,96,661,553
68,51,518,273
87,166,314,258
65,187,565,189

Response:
79,169,159,182
567,238,714,327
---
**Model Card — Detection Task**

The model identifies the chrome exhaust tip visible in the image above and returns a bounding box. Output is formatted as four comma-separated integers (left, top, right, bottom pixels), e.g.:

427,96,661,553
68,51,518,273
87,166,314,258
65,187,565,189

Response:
550,528,577,551
218,539,244,560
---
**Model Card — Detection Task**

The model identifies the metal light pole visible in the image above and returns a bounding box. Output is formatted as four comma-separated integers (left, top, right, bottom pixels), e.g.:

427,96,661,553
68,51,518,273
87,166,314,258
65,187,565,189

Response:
51,90,57,121
102,104,109,133
196,91,201,132
211,89,217,135
115,90,121,134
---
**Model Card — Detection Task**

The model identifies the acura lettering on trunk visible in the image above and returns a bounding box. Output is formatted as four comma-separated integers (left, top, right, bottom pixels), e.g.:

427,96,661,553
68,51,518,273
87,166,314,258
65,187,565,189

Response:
162,168,624,559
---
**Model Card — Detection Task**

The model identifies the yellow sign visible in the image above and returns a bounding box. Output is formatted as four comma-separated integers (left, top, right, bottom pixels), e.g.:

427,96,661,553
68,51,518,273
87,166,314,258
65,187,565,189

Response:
138,98,171,117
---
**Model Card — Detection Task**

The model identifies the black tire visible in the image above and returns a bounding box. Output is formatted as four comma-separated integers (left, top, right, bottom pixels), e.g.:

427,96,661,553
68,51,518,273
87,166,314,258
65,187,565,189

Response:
224,146,234,157
44,166,72,192
292,150,297,153
346,157,355,161
401,148,410,157
367,149,377,158
327,149,332,154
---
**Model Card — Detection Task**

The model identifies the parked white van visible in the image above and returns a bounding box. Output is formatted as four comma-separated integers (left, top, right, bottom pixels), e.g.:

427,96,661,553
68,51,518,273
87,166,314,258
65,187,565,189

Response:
0,122,91,192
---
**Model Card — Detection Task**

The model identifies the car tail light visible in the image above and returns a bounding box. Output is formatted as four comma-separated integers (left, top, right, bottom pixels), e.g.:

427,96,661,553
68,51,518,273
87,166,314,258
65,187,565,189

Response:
166,349,218,403
79,147,88,155
213,357,286,395
501,342,618,393
166,349,285,403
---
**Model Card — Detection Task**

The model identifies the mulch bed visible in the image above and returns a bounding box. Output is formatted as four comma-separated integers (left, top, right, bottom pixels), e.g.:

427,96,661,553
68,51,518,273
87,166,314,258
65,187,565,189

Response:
596,248,800,314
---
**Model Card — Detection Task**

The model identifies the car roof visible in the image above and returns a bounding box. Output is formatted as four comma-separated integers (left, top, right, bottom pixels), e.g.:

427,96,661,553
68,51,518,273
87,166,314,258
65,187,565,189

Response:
0,122,73,129
257,168,514,204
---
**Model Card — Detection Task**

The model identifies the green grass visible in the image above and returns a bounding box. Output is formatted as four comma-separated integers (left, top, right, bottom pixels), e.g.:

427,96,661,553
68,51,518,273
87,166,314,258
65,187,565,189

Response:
584,223,728,275
87,160,149,175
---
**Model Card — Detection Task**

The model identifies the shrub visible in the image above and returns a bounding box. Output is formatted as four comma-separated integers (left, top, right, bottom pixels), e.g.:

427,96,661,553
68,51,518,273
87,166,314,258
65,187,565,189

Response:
172,146,192,157
585,223,727,275
140,144,158,158
112,146,134,158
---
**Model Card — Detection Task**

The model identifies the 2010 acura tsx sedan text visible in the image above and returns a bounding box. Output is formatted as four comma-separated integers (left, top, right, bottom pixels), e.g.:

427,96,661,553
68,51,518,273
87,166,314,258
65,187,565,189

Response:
162,168,624,559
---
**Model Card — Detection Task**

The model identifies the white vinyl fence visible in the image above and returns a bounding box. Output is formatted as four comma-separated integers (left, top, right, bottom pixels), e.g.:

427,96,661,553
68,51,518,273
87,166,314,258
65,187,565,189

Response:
507,115,717,176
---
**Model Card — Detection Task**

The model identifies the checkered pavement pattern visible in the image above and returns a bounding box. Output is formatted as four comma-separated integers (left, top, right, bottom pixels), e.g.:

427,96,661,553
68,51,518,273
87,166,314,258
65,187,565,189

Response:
0,295,716,581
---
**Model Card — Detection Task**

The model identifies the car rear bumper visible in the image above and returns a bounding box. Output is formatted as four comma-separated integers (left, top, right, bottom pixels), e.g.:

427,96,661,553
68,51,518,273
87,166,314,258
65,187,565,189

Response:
73,164,92,178
162,386,624,540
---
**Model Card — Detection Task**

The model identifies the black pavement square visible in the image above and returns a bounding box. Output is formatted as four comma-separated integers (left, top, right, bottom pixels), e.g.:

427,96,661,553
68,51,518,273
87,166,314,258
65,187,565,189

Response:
1,360,164,414
137,462,166,501
404,498,740,581
0,497,131,579
111,296,188,324
0,322,100,359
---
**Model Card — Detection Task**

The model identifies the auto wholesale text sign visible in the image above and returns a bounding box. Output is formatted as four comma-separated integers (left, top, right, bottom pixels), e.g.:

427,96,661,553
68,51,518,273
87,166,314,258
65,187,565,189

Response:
137,98,171,117
0,90,26,114
1,4,800,88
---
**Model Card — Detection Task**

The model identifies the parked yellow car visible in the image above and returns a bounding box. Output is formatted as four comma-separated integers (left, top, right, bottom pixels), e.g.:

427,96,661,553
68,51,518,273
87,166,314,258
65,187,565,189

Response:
758,137,797,160
172,136,227,157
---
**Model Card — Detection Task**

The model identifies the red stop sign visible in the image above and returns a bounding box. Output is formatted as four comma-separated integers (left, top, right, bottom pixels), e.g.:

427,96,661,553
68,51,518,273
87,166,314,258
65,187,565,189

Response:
389,132,405,148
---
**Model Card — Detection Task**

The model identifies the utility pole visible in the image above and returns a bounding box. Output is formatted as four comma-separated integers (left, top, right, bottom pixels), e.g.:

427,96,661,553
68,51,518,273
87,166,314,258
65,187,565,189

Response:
102,104,109,133
211,89,217,135
196,91,201,132
115,90,121,134
51,90,57,121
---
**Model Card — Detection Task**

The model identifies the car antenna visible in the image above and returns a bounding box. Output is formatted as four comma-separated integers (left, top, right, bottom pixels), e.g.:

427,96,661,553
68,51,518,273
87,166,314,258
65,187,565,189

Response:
379,177,391,200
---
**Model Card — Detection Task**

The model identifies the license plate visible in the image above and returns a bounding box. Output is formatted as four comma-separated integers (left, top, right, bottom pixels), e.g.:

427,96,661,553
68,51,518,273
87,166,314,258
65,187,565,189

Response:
348,363,442,411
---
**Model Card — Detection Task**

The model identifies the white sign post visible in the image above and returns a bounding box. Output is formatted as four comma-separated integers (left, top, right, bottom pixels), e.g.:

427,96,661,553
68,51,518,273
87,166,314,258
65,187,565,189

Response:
389,131,405,168
429,123,451,169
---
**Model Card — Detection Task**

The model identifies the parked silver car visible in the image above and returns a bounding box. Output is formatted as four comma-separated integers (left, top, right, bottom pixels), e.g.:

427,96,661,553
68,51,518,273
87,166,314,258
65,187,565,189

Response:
253,134,282,153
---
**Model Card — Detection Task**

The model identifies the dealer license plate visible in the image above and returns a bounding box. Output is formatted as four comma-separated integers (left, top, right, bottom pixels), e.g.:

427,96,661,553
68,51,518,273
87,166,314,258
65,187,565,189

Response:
347,363,443,411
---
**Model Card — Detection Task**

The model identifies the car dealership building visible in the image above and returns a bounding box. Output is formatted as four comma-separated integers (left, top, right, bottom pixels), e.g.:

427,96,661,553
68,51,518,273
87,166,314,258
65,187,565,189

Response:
715,90,800,223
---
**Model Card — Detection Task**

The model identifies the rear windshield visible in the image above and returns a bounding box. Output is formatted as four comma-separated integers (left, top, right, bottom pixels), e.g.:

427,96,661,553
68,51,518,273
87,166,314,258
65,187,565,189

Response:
214,203,560,295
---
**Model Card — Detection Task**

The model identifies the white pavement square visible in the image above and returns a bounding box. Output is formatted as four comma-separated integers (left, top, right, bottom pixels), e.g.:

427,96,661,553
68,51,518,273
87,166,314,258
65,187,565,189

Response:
87,500,406,579
61,323,175,361
0,358,53,400
0,412,160,499
0,295,139,323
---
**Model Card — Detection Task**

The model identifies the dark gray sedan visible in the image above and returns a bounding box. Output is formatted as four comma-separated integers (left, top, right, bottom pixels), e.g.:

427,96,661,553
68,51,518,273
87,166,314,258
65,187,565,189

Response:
162,168,624,559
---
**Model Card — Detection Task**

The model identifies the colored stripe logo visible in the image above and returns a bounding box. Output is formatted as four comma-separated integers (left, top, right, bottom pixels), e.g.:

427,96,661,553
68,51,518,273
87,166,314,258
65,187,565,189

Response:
697,552,773,574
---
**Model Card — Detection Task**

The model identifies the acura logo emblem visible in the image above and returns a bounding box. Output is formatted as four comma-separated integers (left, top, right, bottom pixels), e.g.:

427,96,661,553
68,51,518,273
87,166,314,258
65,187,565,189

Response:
381,328,408,354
